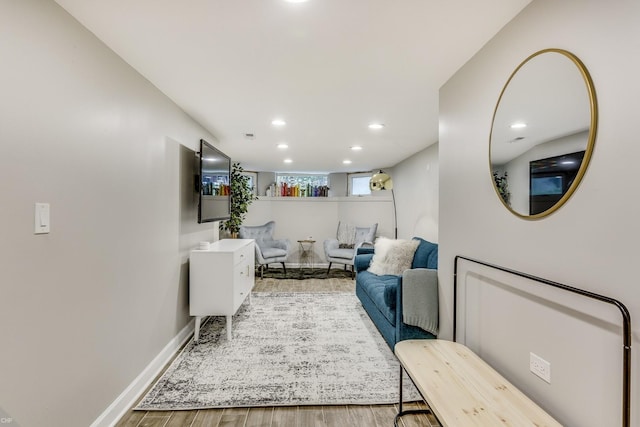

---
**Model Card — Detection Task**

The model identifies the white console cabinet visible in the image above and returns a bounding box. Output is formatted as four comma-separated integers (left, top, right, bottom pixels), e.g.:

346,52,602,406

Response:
189,238,255,342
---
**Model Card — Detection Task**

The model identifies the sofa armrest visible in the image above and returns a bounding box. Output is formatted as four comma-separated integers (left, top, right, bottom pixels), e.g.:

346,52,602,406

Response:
355,253,374,272
400,268,438,335
356,246,375,255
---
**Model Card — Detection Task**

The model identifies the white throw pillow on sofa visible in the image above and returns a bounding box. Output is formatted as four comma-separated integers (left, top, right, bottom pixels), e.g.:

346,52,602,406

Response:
367,237,419,276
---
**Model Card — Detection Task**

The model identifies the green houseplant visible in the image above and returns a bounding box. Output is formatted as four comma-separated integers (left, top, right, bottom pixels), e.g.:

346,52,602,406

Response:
493,170,511,206
220,162,257,237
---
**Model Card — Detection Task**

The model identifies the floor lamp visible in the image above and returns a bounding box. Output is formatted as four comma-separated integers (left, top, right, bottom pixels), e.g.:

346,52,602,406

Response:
369,170,397,239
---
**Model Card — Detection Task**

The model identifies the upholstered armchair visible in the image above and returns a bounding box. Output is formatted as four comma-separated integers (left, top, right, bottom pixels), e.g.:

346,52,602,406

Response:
239,221,291,278
323,222,377,277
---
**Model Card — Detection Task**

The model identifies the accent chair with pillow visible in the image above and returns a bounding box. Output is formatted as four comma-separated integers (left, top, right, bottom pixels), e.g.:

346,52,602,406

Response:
354,237,438,349
238,221,291,279
323,222,377,277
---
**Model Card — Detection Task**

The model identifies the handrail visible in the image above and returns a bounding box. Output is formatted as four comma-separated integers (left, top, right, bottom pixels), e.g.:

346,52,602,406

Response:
453,255,631,427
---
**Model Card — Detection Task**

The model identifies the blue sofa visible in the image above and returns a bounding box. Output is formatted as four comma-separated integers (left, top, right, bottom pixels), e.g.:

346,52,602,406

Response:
355,237,439,349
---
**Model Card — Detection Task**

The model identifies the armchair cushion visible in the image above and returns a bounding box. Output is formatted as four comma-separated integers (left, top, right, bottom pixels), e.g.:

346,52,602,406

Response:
326,247,355,260
260,246,288,259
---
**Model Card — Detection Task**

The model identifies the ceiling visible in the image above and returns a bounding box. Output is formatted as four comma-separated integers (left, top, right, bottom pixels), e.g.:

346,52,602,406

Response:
54,0,531,173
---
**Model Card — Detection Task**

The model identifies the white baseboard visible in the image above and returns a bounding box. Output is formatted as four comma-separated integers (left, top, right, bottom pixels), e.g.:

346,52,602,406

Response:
90,318,196,427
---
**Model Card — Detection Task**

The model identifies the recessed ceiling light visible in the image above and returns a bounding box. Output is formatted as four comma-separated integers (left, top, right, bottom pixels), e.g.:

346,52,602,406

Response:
343,160,352,164
284,158,293,164
368,123,385,130
510,122,527,129
272,119,286,126
285,0,308,3
277,143,289,149
350,146,363,151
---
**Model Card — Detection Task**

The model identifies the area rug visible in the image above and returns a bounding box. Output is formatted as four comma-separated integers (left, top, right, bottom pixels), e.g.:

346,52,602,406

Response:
262,267,353,280
135,292,419,410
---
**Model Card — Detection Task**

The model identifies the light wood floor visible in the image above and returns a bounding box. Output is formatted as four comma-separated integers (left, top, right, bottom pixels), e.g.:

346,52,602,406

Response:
115,276,439,427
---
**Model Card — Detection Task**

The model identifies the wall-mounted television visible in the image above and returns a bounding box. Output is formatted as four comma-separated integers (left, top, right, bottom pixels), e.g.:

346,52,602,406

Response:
198,139,231,223
529,150,584,215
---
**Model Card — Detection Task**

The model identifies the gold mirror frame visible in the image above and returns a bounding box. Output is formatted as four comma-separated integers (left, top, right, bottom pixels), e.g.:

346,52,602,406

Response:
489,48,598,219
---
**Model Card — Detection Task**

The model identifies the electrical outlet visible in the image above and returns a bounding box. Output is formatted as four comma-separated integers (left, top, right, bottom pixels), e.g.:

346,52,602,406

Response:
530,352,551,383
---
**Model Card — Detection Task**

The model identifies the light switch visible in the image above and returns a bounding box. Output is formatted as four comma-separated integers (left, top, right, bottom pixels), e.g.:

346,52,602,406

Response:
34,203,50,234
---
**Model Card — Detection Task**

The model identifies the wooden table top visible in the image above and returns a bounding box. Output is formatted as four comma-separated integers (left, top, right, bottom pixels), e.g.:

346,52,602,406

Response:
395,340,562,427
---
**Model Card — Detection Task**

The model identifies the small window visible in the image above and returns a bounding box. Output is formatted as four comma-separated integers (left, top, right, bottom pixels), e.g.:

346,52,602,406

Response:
349,173,372,196
242,171,258,196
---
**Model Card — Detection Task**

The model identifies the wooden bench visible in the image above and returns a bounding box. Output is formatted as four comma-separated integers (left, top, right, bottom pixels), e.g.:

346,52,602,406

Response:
394,339,562,426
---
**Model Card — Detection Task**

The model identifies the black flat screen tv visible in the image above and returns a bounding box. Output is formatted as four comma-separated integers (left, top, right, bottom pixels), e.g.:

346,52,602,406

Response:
529,150,584,215
198,139,231,223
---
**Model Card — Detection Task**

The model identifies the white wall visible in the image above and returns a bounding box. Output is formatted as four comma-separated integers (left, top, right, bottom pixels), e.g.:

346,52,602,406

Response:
393,144,439,242
439,1,640,426
0,1,218,426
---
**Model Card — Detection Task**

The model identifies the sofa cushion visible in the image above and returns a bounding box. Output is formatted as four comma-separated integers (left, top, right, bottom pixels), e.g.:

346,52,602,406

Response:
411,237,438,270
357,271,399,325
368,237,419,276
383,282,397,309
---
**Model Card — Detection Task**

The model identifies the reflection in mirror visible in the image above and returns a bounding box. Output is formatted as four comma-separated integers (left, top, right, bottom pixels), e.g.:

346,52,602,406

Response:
489,49,597,219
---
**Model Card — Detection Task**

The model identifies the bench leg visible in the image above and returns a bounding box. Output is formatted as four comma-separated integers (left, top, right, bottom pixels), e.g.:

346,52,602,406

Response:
394,365,432,427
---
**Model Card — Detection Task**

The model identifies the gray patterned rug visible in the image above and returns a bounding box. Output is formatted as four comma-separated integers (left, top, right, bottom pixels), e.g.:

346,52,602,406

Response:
136,292,419,410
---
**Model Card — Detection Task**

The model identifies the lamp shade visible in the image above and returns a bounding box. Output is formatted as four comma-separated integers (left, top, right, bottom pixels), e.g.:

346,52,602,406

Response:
369,171,393,191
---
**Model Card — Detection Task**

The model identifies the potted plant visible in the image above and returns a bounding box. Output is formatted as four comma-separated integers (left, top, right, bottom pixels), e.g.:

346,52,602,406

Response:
220,162,257,237
493,171,511,206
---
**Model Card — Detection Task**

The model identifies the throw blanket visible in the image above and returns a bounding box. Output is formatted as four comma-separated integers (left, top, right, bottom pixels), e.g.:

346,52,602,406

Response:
402,268,439,335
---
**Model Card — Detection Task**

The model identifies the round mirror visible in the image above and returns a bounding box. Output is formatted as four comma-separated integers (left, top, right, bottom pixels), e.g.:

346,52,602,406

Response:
489,48,598,219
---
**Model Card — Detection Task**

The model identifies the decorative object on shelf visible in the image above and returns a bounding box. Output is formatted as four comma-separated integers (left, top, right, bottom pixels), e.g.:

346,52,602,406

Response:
369,170,397,238
273,182,329,197
273,174,330,197
492,171,510,206
220,162,258,237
